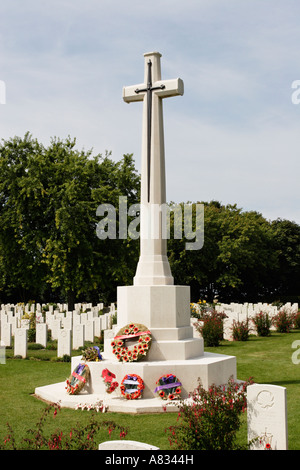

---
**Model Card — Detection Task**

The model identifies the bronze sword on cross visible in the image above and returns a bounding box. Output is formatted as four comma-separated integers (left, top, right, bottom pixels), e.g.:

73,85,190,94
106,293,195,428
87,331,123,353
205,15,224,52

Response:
134,59,165,202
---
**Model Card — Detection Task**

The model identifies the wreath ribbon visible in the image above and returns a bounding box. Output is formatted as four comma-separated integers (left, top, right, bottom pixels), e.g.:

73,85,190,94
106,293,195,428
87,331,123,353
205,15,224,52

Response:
114,330,151,340
72,371,86,383
154,381,182,393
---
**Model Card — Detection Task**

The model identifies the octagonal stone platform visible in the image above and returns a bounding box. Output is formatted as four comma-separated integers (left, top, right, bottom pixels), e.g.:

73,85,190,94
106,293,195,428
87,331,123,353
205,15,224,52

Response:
34,351,236,414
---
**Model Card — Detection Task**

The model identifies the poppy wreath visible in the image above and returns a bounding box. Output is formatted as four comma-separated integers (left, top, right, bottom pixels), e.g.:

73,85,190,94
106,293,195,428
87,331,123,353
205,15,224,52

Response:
154,374,182,400
66,363,90,395
101,368,119,394
81,345,103,362
111,323,152,362
120,373,144,400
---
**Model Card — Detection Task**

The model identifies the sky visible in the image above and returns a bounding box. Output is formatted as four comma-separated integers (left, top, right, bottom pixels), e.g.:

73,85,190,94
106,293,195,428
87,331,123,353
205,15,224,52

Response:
0,0,300,224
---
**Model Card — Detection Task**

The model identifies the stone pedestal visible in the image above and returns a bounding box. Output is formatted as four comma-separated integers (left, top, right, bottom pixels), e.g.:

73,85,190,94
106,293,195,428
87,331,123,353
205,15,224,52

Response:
35,284,237,413
106,285,204,362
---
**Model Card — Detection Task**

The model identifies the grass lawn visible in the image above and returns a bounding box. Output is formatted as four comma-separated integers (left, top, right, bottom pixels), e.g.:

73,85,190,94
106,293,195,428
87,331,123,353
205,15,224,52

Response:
0,330,300,450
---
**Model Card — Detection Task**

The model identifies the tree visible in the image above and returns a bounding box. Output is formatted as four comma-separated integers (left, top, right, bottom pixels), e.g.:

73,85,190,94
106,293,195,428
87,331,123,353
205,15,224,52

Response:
0,133,49,300
270,218,300,301
0,134,140,307
168,201,279,303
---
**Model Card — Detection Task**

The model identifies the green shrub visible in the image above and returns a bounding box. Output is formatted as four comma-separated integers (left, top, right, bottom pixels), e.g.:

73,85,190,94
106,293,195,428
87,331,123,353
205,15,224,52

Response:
194,310,226,347
293,312,300,329
273,310,295,333
27,328,36,343
166,376,254,450
1,403,128,450
231,320,250,341
252,312,272,337
28,343,44,350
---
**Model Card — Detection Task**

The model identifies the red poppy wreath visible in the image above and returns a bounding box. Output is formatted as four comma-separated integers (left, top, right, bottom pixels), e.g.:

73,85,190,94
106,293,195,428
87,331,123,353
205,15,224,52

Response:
154,374,182,400
120,373,144,400
65,363,90,395
111,323,152,362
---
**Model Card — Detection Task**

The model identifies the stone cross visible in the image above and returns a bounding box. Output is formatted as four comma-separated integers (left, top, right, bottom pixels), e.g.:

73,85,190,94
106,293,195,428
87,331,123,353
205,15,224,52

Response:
123,52,184,286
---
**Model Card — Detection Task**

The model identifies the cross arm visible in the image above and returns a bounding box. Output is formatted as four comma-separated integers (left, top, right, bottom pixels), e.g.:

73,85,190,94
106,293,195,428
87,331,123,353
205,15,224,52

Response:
154,78,184,98
123,83,145,103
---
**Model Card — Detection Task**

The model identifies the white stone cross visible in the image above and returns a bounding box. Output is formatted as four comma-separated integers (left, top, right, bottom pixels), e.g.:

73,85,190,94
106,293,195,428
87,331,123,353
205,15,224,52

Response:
123,52,184,286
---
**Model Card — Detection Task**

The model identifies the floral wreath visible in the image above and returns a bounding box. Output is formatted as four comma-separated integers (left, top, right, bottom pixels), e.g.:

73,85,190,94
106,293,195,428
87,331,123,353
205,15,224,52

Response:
111,323,151,362
154,374,182,400
120,374,144,400
66,363,90,395
101,368,119,394
81,345,102,362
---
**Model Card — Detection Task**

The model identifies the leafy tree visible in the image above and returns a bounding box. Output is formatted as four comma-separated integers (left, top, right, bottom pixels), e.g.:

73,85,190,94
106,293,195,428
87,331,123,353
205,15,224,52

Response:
0,133,49,300
270,218,300,301
0,134,140,307
168,201,280,303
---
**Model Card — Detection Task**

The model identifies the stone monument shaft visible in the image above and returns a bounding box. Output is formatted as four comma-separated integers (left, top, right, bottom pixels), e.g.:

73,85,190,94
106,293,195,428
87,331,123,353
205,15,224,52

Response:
123,51,184,286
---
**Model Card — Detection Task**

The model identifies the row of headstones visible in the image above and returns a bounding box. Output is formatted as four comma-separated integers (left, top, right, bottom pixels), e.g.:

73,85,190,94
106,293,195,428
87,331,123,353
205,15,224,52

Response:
0,302,116,358
219,302,298,340
192,302,299,340
97,383,288,451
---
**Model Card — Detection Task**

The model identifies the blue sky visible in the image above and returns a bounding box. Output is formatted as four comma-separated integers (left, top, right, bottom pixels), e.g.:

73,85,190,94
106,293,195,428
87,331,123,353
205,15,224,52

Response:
1,1,300,223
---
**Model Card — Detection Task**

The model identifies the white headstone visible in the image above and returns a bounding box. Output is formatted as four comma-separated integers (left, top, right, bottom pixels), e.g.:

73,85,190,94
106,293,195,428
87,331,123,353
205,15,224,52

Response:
14,328,27,358
57,329,71,357
247,384,288,450
98,440,159,450
94,317,101,337
72,324,84,350
0,340,5,364
49,319,61,340
84,320,94,342
1,322,12,347
36,323,48,347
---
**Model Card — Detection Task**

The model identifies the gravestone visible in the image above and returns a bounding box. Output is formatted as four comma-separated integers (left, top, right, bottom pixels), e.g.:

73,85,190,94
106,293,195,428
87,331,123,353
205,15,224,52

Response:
36,323,48,347
84,320,94,342
94,317,101,337
1,322,12,347
247,383,288,450
73,323,84,350
57,329,71,357
14,328,27,358
98,440,159,450
49,319,61,340
0,340,6,364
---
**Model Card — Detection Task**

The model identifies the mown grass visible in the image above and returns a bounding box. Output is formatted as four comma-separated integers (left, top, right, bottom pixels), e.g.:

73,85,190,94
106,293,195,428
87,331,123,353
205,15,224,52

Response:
1,330,300,450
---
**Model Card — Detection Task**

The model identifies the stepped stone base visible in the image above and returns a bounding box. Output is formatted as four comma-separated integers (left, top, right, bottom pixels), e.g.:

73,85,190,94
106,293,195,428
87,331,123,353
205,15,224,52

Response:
34,284,237,413
34,352,237,413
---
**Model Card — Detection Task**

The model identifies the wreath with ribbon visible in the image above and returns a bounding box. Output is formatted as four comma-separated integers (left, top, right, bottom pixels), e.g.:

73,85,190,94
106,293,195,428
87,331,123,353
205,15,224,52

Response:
66,363,90,395
154,374,182,400
81,345,102,362
101,368,119,394
120,374,144,400
111,323,151,362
